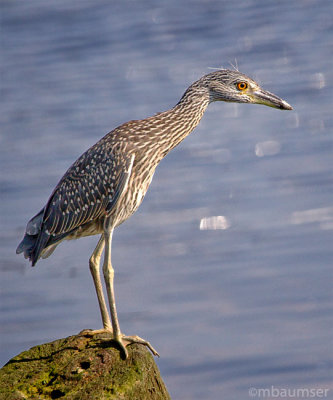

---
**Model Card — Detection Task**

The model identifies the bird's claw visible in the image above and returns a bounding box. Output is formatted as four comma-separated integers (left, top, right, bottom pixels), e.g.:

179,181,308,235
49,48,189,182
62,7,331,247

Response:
78,329,159,358
115,334,160,358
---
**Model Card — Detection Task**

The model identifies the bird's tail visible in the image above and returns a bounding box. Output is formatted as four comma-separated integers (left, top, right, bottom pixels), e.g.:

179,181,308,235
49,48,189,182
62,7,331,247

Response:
16,208,49,266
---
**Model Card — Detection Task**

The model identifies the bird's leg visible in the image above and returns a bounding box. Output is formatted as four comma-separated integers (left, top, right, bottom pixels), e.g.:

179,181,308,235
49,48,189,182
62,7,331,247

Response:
102,226,121,338
103,220,159,358
102,225,126,355
80,235,112,337
89,235,112,331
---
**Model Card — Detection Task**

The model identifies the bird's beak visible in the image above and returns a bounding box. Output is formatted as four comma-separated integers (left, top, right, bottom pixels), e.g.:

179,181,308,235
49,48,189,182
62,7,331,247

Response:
251,88,293,110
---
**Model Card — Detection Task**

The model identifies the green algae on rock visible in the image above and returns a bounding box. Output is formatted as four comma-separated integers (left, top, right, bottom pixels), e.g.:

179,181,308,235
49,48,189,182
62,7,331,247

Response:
0,333,170,400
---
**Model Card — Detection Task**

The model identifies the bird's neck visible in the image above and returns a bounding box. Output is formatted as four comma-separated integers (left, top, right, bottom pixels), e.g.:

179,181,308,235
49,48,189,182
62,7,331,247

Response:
155,87,210,156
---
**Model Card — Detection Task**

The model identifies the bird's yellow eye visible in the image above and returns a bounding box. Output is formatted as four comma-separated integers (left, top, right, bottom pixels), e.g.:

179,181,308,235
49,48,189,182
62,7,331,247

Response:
236,81,248,91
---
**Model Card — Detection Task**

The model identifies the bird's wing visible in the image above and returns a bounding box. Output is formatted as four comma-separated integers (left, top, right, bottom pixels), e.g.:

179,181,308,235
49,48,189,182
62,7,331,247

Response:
42,142,135,237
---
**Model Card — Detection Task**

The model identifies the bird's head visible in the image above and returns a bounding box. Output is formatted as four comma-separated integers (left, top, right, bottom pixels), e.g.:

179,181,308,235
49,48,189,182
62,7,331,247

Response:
198,69,292,110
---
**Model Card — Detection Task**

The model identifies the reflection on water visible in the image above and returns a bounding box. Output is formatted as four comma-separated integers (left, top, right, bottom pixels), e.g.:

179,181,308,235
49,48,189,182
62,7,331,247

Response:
200,215,230,230
255,140,281,157
1,1,332,399
290,207,333,230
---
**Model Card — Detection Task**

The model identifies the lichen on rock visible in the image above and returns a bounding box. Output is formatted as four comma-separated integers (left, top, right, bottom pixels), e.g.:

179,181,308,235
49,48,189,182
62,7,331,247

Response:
0,333,170,400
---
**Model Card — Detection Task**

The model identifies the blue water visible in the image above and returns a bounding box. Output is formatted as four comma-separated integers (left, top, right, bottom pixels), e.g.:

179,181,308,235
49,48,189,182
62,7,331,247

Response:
1,1,332,399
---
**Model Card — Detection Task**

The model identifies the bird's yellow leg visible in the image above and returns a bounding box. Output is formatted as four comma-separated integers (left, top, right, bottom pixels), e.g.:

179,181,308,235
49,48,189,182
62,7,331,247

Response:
80,235,112,336
103,224,159,358
102,227,126,354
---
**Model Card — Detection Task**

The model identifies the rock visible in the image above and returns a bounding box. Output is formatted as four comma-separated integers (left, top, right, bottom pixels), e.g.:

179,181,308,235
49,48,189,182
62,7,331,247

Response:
0,333,171,400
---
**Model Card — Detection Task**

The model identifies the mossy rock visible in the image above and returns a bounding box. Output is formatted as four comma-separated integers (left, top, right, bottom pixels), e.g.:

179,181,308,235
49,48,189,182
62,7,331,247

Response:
0,333,170,400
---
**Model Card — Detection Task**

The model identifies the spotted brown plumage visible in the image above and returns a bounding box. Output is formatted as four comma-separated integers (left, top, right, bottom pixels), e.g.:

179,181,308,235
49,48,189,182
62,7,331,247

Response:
17,69,292,358
17,137,134,265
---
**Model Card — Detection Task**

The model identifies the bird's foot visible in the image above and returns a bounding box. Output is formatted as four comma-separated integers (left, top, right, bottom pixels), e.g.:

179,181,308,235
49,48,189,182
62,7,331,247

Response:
79,327,113,337
114,334,160,359
79,329,159,359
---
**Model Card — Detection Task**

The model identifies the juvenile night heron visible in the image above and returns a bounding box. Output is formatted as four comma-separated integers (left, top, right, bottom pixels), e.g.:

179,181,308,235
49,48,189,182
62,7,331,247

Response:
17,69,292,358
